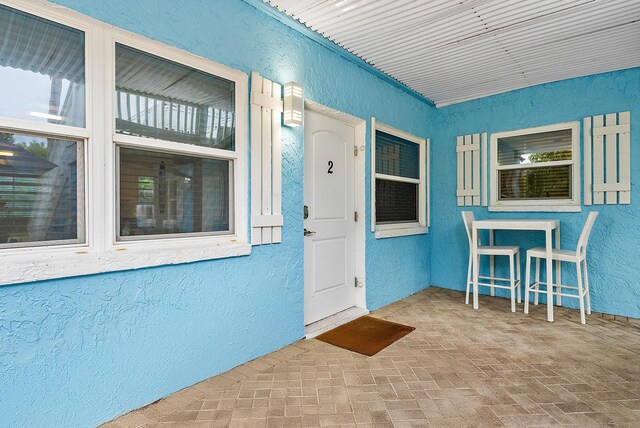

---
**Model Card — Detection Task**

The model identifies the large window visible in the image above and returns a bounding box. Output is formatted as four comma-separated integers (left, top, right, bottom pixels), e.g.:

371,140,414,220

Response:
114,43,237,241
0,4,87,248
0,2,249,284
371,119,428,238
490,122,580,211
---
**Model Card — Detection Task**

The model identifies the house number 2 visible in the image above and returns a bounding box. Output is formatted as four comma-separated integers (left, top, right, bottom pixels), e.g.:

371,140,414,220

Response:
327,161,334,174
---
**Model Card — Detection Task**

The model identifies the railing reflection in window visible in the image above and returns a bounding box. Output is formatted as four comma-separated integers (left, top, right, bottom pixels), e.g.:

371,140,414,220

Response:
115,91,235,149
115,44,235,150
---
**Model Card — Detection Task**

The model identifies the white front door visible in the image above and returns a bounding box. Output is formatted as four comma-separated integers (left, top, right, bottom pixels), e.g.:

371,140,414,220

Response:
304,110,356,325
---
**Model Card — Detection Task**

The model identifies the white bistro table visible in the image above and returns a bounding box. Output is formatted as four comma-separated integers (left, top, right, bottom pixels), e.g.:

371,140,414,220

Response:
471,219,561,321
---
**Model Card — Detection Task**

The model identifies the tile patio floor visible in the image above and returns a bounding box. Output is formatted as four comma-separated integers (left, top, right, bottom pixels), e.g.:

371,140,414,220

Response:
103,287,640,427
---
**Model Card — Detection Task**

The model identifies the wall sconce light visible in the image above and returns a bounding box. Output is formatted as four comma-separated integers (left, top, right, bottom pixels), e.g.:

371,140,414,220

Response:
283,81,303,127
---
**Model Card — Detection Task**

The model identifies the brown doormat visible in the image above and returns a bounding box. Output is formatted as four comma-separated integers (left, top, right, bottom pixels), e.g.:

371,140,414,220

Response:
315,315,415,356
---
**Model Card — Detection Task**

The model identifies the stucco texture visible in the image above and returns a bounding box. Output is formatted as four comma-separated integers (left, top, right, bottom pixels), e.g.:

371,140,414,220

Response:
1,0,433,427
5,1,639,427
430,68,640,318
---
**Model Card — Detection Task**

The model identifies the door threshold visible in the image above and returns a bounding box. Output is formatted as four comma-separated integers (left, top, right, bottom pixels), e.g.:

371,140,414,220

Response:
304,306,369,339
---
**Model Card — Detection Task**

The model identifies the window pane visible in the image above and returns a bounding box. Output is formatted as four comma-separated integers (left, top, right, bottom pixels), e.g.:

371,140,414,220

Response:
0,5,85,127
118,148,232,239
0,132,83,248
375,130,419,179
115,44,235,150
497,129,572,166
499,166,571,200
375,179,418,224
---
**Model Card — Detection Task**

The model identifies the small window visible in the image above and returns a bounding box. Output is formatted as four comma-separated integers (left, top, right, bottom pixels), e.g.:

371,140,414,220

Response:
490,122,580,211
372,120,428,238
114,43,239,242
0,5,87,249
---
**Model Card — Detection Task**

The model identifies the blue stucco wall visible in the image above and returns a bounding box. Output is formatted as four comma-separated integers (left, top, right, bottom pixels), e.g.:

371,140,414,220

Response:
431,68,640,317
0,1,433,427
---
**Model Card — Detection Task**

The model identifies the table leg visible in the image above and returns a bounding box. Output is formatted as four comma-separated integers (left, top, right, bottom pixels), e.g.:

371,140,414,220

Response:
473,227,479,310
489,230,495,296
555,226,562,307
546,229,554,322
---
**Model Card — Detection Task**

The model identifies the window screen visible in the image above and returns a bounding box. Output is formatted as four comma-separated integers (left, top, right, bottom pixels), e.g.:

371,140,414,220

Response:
376,131,419,179
375,129,420,225
375,179,418,223
118,148,231,239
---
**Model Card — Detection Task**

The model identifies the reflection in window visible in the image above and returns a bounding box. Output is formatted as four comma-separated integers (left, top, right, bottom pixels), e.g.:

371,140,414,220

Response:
497,129,574,201
0,4,85,127
376,131,419,179
0,132,83,248
499,166,572,200
497,129,572,165
118,148,231,239
115,44,235,150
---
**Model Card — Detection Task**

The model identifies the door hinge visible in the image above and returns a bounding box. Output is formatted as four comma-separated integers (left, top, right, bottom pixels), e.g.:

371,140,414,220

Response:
354,211,358,222
354,146,358,156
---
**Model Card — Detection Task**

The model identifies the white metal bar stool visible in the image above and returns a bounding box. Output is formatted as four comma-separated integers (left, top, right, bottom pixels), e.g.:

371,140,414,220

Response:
525,212,598,324
462,212,521,312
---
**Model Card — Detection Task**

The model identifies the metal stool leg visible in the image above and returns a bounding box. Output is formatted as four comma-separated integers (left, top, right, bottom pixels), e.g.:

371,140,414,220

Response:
534,257,540,306
583,259,591,315
576,260,586,324
525,253,531,314
465,254,472,305
516,251,521,304
509,254,516,313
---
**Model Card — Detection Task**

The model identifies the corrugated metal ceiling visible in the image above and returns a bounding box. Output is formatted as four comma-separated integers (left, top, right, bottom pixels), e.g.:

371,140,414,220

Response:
262,0,640,106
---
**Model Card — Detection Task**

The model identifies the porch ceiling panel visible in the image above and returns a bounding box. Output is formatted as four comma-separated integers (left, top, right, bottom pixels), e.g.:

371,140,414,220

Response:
263,0,640,107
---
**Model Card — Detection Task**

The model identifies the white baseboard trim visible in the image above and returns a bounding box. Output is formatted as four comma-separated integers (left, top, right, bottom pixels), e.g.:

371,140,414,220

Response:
304,306,369,339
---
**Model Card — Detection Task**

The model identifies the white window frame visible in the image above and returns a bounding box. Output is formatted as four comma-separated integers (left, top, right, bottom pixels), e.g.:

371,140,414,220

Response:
0,1,94,256
489,121,581,212
104,29,248,251
371,118,428,239
0,0,250,286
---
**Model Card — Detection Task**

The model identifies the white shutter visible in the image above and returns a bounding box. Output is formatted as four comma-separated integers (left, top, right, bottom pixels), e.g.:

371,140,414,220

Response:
481,132,488,207
584,111,631,205
456,136,464,206
250,72,284,245
456,132,487,206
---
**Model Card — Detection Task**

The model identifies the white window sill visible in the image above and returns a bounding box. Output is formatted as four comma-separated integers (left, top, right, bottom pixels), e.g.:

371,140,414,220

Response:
0,238,251,286
375,224,428,239
489,204,581,212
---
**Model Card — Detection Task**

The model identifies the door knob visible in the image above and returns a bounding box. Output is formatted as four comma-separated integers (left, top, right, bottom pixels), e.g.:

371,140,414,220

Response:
304,228,316,236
